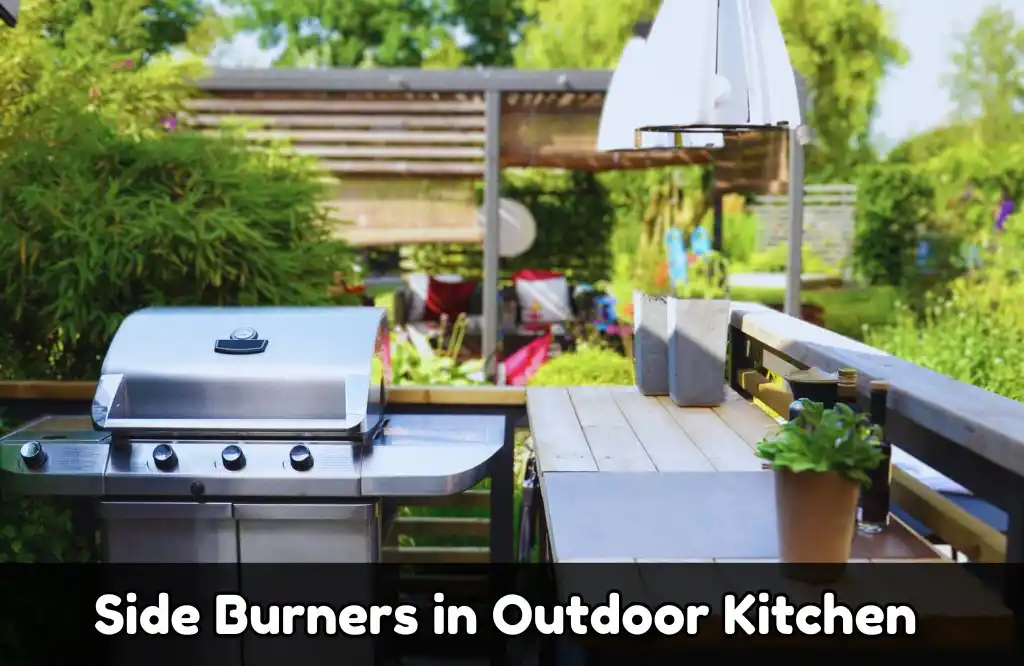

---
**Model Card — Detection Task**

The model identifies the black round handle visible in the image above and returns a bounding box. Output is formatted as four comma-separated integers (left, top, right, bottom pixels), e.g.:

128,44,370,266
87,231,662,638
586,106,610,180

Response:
221,445,246,471
153,444,178,472
289,444,313,471
20,440,47,470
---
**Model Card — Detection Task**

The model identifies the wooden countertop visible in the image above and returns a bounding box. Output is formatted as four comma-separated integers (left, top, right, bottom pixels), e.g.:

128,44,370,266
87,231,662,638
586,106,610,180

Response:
526,385,943,562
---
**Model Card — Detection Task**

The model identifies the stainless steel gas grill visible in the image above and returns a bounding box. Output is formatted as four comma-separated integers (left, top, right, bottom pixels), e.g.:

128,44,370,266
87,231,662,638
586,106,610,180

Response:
0,306,505,565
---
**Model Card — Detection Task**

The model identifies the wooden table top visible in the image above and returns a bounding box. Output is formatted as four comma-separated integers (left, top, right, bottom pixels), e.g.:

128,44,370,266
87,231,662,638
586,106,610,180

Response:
525,386,1013,644
526,385,944,563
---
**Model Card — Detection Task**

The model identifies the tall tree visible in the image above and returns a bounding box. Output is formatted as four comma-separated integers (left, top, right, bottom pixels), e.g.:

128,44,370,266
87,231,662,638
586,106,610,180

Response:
438,0,526,67
40,0,211,56
943,4,1024,144
514,0,661,69
774,0,907,182
222,0,444,67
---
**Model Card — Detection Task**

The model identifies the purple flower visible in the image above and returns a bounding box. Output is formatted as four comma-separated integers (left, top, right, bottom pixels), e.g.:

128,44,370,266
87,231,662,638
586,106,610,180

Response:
115,59,134,70
160,116,178,132
995,199,1015,231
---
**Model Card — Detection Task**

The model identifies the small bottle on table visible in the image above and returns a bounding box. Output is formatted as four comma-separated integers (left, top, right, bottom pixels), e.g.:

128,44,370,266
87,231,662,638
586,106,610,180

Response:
836,368,859,411
858,380,892,534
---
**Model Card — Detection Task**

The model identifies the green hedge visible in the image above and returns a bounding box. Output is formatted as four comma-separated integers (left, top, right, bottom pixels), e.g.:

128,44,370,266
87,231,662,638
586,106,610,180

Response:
402,170,614,283
852,165,936,287
528,346,634,386
0,113,358,380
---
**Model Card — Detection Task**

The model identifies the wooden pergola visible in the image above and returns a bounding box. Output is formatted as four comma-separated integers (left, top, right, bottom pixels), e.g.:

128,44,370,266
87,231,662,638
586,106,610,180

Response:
192,67,789,374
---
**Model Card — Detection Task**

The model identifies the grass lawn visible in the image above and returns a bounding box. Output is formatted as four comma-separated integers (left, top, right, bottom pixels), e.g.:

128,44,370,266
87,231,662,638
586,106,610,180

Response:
729,284,900,341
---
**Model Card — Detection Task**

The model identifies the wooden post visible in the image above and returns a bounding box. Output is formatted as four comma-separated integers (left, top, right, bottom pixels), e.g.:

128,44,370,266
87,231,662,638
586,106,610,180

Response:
667,298,729,406
633,292,669,395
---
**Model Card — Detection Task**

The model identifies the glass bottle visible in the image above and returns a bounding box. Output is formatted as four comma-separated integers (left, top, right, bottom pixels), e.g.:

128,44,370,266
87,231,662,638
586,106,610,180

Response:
836,368,859,411
858,380,892,533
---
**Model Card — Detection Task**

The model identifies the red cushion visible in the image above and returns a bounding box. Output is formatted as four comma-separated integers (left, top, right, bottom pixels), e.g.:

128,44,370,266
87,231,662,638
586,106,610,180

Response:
512,269,562,281
424,278,476,322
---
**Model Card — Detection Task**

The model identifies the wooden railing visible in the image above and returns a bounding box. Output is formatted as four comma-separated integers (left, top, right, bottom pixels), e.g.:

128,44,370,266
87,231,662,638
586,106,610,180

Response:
0,383,526,565
728,302,1023,574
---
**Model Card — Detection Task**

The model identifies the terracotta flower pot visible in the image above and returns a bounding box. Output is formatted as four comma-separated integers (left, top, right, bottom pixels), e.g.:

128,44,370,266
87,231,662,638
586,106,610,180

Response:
774,468,859,568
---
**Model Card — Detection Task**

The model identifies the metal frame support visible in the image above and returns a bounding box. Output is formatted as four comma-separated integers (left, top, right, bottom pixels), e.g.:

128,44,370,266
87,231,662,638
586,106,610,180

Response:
482,90,502,382
712,188,725,253
784,70,808,318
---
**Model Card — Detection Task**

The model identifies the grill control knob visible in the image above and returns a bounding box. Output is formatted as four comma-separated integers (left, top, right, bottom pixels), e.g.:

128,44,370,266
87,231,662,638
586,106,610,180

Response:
221,445,245,471
289,445,313,472
153,444,178,472
20,440,47,470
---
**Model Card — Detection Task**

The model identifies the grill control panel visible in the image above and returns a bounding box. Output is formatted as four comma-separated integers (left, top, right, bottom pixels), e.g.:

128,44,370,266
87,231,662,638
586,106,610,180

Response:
103,440,360,497
3,413,506,500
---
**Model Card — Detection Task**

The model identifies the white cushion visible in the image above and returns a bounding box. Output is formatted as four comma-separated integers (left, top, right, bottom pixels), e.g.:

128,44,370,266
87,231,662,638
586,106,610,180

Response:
515,276,572,325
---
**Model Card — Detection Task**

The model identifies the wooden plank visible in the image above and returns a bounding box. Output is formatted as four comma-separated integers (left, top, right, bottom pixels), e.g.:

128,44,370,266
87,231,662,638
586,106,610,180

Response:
189,98,485,113
526,387,597,473
566,385,623,427
318,160,483,176
294,145,484,160
340,227,482,246
382,546,489,564
219,129,486,144
567,386,655,473
396,489,490,509
394,516,490,538
609,387,714,471
730,301,1024,479
191,114,487,130
656,398,762,471
713,387,778,448
0,380,94,400
736,368,793,419
0,382,523,407
389,386,525,406
891,467,1007,563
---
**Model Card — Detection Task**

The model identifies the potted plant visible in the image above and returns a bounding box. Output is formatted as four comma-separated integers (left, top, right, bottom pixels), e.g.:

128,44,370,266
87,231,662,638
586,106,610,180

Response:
756,399,884,576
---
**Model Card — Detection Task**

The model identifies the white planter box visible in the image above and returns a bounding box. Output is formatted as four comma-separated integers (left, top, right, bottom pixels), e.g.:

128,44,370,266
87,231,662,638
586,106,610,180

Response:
632,292,669,396
667,298,730,406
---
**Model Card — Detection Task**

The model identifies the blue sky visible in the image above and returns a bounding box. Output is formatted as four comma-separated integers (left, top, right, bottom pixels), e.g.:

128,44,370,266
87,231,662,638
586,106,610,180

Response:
210,0,1024,144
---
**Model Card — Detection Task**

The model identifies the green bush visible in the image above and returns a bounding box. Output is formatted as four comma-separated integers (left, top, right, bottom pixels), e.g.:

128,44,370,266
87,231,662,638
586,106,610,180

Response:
853,165,936,287
528,345,633,386
736,243,833,275
866,226,1024,402
717,210,760,265
402,170,615,283
0,115,358,379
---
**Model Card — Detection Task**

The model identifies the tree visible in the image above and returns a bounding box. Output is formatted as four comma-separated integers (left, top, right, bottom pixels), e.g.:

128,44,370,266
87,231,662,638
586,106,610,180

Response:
1,0,205,140
222,0,444,67
438,0,526,67
514,0,661,69
943,5,1024,144
38,0,212,56
774,0,907,182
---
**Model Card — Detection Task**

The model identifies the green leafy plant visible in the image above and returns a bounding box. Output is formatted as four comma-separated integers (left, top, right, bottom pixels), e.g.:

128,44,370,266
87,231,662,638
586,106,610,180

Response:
676,252,731,300
736,243,834,276
755,399,884,486
528,344,634,386
389,334,485,386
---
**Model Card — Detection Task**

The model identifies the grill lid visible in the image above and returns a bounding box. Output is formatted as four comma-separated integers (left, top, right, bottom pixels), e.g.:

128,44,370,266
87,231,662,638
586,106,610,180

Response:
92,307,388,437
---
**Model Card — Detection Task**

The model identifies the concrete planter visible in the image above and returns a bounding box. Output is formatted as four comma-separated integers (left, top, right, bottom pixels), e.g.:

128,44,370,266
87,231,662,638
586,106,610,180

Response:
632,292,669,396
666,297,730,407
